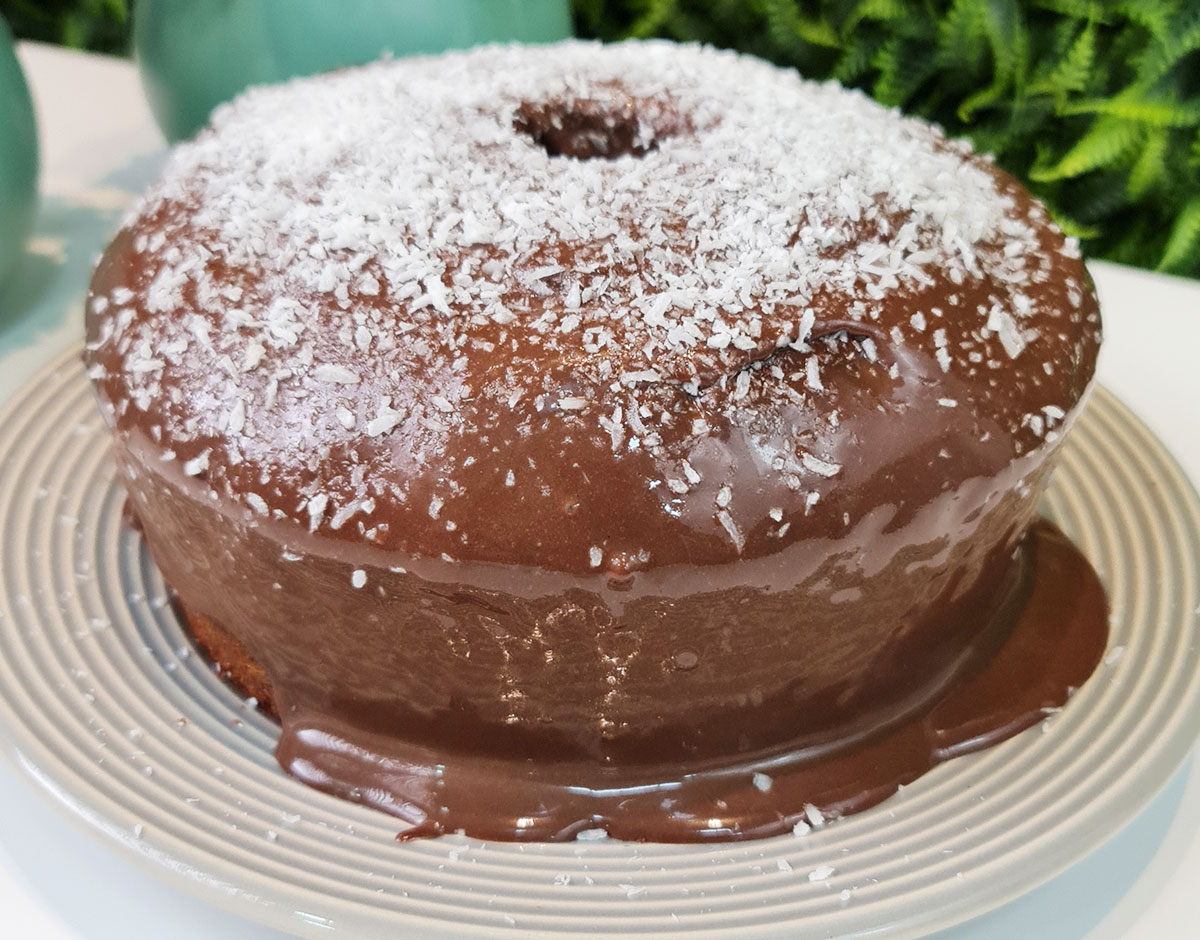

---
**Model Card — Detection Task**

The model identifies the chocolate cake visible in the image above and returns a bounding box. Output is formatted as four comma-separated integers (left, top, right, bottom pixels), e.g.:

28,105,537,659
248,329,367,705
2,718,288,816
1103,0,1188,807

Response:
84,40,1106,841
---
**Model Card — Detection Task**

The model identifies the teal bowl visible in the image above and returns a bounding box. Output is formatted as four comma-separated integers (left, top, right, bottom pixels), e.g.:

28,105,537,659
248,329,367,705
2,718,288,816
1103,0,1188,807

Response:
133,0,575,141
0,19,38,291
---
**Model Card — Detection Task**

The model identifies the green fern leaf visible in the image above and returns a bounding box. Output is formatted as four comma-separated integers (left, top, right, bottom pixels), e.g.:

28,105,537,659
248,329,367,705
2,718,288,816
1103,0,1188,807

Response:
1114,0,1179,45
1031,0,1108,20
1048,211,1102,241
936,0,988,72
628,0,678,38
986,0,1027,89
833,33,881,84
1158,196,1200,274
957,0,1029,120
872,36,937,107
761,0,840,50
1061,92,1200,128
841,0,908,34
1028,16,1096,103
970,123,1024,157
1126,128,1170,199
1031,115,1146,181
1135,10,1200,86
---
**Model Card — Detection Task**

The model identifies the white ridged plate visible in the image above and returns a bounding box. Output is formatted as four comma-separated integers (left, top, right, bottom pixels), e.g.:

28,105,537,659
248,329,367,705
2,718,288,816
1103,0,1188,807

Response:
1,344,1199,940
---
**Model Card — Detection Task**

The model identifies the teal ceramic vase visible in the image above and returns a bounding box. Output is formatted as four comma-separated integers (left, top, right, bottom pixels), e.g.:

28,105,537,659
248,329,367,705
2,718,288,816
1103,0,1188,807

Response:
0,19,38,291
133,0,575,141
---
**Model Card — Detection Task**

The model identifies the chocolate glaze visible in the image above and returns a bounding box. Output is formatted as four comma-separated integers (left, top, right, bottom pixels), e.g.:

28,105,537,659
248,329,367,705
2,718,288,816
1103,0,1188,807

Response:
168,517,1106,841
83,42,1106,842
113,423,1063,772
112,420,1108,840
353,520,1106,841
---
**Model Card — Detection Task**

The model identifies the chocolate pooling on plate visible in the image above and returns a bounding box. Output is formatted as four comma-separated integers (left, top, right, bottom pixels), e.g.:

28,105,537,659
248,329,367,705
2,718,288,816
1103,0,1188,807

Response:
85,40,1106,841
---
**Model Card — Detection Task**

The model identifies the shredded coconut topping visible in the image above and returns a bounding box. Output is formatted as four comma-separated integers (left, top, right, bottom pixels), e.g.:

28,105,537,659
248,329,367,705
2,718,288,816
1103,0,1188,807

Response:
87,40,1100,565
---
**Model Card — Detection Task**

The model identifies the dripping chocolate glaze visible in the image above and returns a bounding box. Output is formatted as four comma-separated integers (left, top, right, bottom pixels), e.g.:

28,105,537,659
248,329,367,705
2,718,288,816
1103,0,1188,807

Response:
134,504,1107,842
302,520,1108,841
85,42,1104,841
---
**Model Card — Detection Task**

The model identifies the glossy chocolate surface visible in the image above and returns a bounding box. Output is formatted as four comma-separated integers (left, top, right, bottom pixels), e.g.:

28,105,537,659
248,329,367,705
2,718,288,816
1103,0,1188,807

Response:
163,517,1105,841
317,520,1108,841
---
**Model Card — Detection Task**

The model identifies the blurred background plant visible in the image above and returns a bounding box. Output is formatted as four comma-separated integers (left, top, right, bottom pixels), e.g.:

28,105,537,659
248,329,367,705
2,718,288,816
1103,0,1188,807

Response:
3,0,1198,278
2,0,127,55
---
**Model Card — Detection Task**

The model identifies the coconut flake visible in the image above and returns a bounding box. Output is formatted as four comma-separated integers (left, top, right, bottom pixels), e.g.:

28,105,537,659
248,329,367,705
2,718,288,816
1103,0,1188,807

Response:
306,493,328,531
182,451,210,476
716,509,744,553
313,364,361,385
801,453,841,477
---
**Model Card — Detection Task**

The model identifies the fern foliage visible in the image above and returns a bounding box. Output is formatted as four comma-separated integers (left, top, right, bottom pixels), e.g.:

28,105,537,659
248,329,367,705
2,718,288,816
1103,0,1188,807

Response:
575,0,1200,278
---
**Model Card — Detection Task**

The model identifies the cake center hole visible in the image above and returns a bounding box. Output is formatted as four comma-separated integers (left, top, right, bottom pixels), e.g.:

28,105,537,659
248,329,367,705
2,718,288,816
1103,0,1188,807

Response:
515,90,681,160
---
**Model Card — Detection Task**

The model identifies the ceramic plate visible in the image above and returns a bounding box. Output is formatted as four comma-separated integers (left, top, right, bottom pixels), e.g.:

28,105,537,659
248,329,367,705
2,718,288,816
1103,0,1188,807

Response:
1,345,1198,940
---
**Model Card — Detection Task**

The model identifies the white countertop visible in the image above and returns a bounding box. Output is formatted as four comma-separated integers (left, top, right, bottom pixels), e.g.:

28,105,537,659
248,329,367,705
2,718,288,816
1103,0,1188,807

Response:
1,41,1198,940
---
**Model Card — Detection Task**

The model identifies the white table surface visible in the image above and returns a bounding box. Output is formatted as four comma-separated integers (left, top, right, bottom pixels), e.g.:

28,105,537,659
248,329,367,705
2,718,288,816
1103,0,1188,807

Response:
1,40,1199,940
